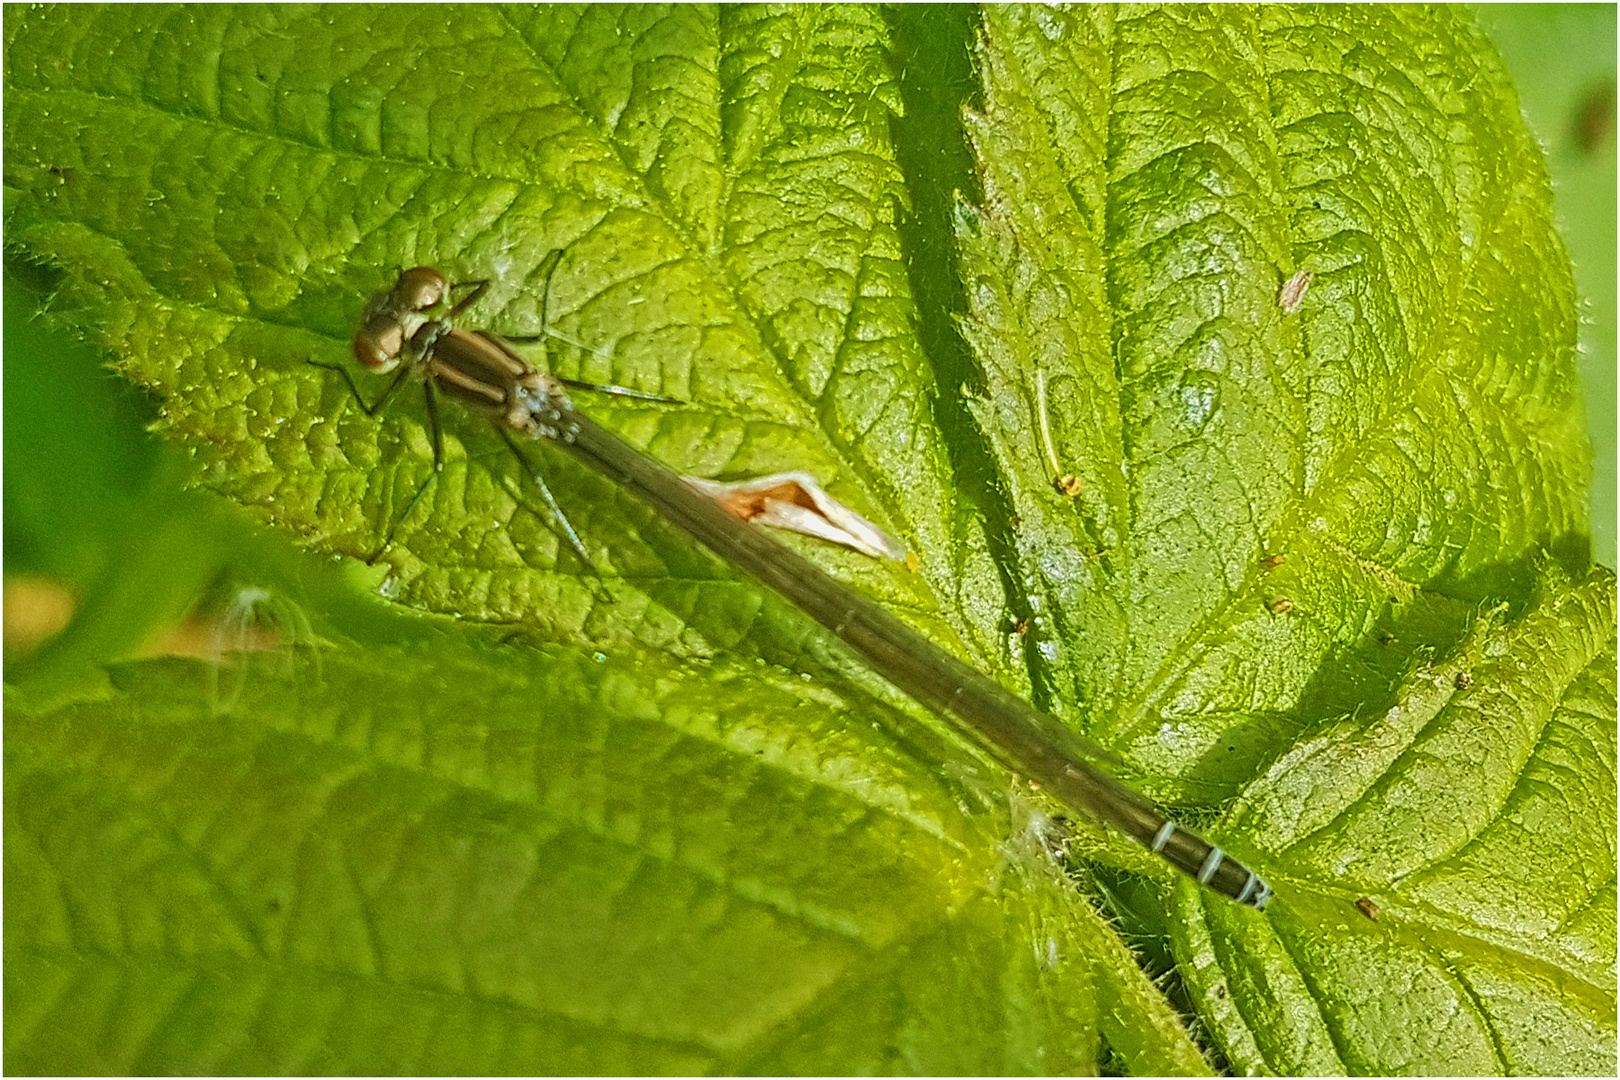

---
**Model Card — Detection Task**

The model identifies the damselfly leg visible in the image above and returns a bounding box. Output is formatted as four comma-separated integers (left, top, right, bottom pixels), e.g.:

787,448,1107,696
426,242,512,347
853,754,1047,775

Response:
304,356,442,560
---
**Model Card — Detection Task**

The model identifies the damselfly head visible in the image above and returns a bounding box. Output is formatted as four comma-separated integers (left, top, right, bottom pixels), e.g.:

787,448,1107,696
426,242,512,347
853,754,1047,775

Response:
353,267,451,372
353,315,406,371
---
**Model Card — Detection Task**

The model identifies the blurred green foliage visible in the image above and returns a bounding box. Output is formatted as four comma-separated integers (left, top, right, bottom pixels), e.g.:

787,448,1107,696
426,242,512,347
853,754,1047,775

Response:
1474,3,1617,565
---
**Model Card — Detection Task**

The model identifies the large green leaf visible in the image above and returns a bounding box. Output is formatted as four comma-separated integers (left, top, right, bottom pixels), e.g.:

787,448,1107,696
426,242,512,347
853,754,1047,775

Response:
5,5,1609,1074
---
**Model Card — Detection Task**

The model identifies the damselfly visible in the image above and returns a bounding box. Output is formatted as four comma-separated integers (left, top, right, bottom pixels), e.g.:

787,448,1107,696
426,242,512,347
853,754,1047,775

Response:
320,257,1274,911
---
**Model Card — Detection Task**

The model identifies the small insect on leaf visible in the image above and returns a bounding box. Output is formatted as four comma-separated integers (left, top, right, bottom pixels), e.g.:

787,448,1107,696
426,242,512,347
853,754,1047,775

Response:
1052,474,1083,497
1279,269,1313,314
1355,896,1381,921
1268,596,1294,615
1454,671,1474,690
1260,553,1287,571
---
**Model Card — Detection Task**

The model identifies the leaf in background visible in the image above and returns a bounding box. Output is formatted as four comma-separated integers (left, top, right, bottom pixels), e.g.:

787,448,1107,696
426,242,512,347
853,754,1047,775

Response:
1193,566,1616,1074
961,4,1590,784
4,4,1609,1075
7,622,1203,1075
955,5,1608,1070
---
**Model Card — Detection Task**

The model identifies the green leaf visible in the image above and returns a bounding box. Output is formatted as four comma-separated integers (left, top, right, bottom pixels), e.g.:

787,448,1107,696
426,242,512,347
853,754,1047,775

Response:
5,4,1608,1074
7,625,1187,1074
1192,566,1616,1075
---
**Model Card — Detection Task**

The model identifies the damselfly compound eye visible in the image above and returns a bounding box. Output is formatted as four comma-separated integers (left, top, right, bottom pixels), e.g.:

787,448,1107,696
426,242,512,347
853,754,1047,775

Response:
354,317,405,371
395,266,449,312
